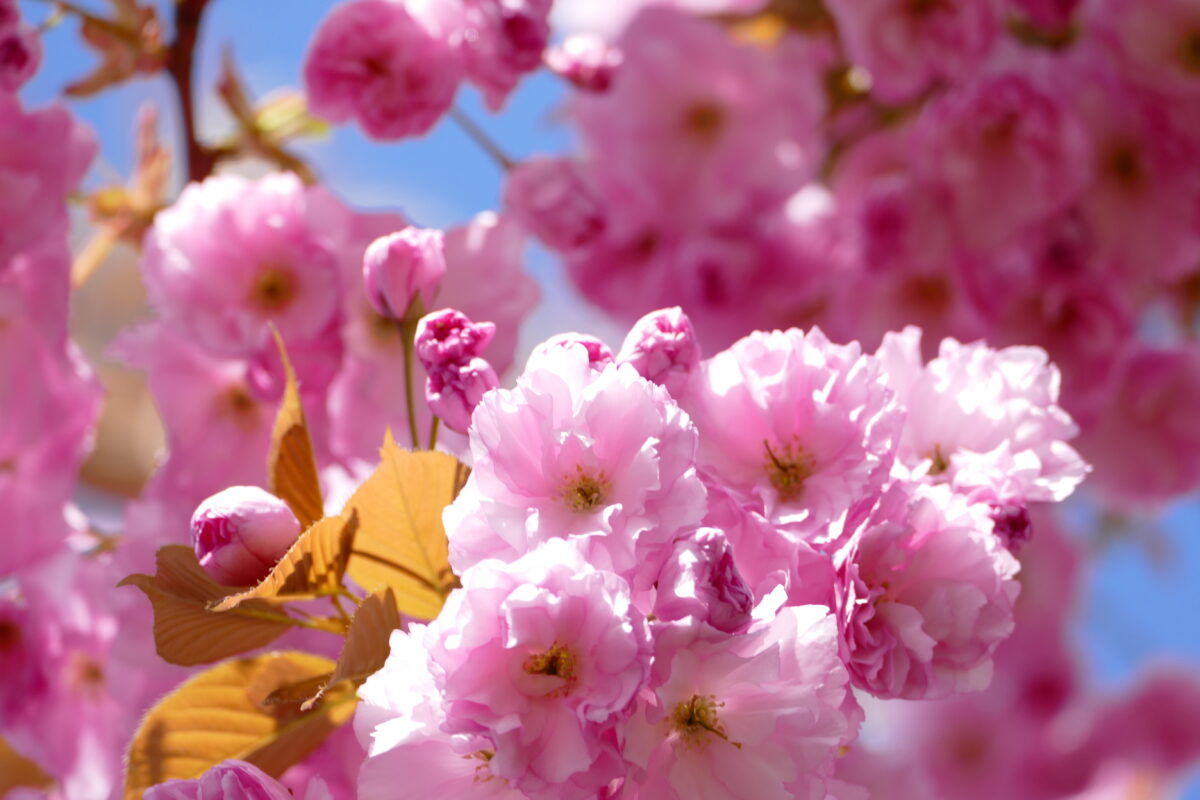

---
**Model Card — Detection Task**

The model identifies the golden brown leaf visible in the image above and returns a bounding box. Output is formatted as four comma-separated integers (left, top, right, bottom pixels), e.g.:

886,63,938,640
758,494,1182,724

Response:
289,588,401,710
343,433,466,620
123,652,355,798
268,329,324,529
119,546,290,666
0,737,53,795
211,512,358,612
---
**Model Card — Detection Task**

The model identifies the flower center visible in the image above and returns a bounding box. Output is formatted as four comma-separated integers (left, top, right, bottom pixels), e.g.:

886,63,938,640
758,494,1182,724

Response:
926,443,951,476
524,642,577,697
1179,30,1200,73
763,439,815,501
250,267,297,312
562,467,609,512
682,101,726,141
672,694,741,750
220,384,261,429
464,749,498,784
1107,143,1143,188
0,620,20,651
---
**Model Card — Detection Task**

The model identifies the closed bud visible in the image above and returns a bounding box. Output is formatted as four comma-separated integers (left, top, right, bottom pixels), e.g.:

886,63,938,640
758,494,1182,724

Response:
191,486,301,586
426,356,499,434
414,308,496,370
362,227,446,321
617,306,700,397
655,529,754,634
527,332,614,372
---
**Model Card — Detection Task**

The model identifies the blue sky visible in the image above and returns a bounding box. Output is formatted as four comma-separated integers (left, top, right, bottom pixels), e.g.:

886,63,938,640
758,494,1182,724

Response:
20,0,1200,794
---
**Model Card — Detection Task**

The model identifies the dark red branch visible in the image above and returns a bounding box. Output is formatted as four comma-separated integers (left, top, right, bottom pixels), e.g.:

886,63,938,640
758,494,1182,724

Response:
166,0,214,183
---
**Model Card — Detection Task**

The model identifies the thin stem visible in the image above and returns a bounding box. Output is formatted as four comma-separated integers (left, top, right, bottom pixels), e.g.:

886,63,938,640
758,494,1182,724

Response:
166,0,216,182
330,594,352,626
231,606,345,635
399,318,422,450
448,106,514,171
428,416,441,451
337,587,363,607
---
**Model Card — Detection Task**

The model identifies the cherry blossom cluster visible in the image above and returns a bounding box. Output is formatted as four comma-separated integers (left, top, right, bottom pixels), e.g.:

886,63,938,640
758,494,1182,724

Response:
355,308,1087,799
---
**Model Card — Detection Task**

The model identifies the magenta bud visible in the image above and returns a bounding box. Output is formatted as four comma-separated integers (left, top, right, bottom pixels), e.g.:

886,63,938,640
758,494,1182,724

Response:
503,157,605,251
415,308,497,370
191,486,301,586
0,25,39,92
426,356,499,434
144,760,296,800
544,34,622,93
616,307,700,397
362,227,446,320
654,529,754,634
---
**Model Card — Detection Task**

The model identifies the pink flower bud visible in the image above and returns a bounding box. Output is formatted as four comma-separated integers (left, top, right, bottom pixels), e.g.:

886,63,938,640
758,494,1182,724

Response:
191,487,301,586
414,308,496,369
526,333,614,371
654,529,754,634
544,34,622,93
362,228,446,320
0,24,39,93
503,157,606,251
426,356,499,434
616,306,700,397
144,760,302,800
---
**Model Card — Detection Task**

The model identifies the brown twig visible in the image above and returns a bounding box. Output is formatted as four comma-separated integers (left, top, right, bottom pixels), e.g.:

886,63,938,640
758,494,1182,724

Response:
166,0,215,182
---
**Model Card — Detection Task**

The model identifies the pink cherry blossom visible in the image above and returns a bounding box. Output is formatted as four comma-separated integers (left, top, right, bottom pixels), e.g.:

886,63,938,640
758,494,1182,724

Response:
191,486,302,586
1087,0,1200,97
915,71,1091,251
444,343,706,585
427,539,652,799
0,21,39,92
140,173,347,357
836,483,1020,700
427,355,500,434
683,327,901,542
459,0,553,110
304,0,462,140
144,760,330,800
623,606,857,800
825,0,1000,103
503,157,606,251
1075,343,1200,508
356,624,525,799
875,326,1087,506
415,308,496,368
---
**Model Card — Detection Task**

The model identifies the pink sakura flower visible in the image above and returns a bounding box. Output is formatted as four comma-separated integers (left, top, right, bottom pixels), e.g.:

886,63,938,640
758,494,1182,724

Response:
915,72,1091,251
190,486,302,586
623,606,857,800
427,539,652,799
356,624,525,800
835,483,1020,700
682,327,901,543
1075,343,1200,509
415,308,496,368
459,0,553,110
875,326,1087,506
616,306,701,400
653,528,754,634
140,173,347,357
144,760,331,800
427,356,500,434
569,7,821,227
303,0,462,140
0,94,95,268
545,34,623,93
503,157,607,252
1087,0,1200,97
825,0,1000,103
444,342,706,585
0,313,101,575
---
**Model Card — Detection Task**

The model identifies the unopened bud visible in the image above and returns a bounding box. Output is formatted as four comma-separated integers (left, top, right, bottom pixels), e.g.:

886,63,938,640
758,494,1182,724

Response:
362,227,446,321
191,486,301,586
415,308,497,369
427,357,500,434
617,307,700,397
527,333,614,371
654,529,754,634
